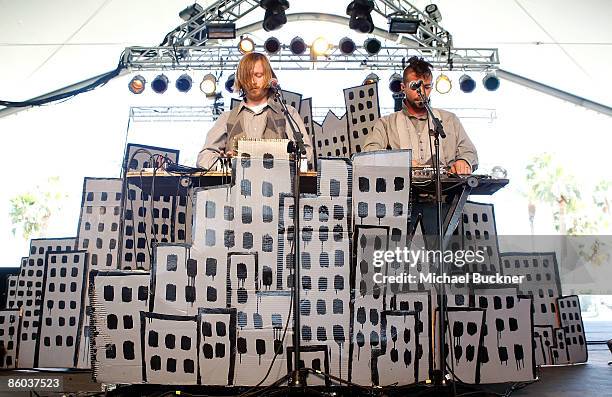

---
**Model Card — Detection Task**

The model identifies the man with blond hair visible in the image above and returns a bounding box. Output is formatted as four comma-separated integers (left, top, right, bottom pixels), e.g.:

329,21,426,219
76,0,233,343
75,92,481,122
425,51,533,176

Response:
197,52,313,169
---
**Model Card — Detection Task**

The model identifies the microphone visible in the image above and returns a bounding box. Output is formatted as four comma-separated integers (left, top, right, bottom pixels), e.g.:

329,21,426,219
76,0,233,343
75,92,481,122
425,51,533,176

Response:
268,78,280,92
409,80,423,90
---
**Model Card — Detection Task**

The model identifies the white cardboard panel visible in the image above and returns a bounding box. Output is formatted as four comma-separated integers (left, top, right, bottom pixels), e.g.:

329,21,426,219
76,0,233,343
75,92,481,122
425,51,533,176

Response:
0,310,21,368
344,83,380,154
36,251,88,368
141,312,199,385
16,237,75,368
91,271,149,383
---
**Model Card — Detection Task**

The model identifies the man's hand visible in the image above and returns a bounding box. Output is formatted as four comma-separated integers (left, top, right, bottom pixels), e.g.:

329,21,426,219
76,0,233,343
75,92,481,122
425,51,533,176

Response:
450,159,472,175
219,149,237,158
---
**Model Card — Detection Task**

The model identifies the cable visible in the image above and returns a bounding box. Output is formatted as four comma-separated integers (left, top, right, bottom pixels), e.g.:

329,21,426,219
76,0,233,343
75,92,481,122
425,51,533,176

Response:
236,237,296,397
0,53,125,108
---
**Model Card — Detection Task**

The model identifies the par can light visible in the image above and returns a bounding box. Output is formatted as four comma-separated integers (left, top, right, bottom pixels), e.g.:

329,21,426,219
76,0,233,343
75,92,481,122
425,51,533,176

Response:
151,74,169,94
128,75,146,94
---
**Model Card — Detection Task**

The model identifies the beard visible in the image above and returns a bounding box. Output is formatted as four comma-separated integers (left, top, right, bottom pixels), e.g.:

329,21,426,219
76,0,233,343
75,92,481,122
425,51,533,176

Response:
406,95,429,109
246,87,268,102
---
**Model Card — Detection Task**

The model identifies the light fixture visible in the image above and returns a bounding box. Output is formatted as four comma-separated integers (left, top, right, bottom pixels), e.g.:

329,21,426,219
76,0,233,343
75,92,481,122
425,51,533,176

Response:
238,36,255,54
175,74,193,93
311,37,330,57
151,74,169,94
388,17,420,34
435,74,452,94
483,72,500,91
364,37,381,55
179,3,204,21
225,74,235,93
206,23,236,39
459,74,476,93
363,73,379,85
264,37,281,54
128,75,146,94
425,4,442,23
339,37,356,54
261,0,290,32
289,37,307,55
389,73,403,93
200,73,217,97
346,0,375,34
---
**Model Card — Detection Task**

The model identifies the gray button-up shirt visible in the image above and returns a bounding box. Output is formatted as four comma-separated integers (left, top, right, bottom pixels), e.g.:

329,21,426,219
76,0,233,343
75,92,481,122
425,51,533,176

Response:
196,99,313,169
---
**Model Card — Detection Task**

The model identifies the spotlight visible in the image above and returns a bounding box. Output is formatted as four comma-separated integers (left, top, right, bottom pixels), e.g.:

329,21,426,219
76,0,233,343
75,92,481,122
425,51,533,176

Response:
264,37,281,54
338,37,356,54
435,74,452,94
179,3,204,21
225,74,235,93
364,37,381,55
311,37,330,57
388,17,420,34
483,72,500,91
459,74,476,93
206,23,236,39
128,75,146,94
363,73,379,85
200,73,217,97
261,0,290,32
151,74,169,94
389,73,403,93
238,36,255,54
175,74,193,93
425,4,442,23
346,0,375,34
289,37,307,55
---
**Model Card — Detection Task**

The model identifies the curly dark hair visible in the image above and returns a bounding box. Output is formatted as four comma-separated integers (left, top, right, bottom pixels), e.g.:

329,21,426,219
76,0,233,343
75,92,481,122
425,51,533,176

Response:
403,56,433,81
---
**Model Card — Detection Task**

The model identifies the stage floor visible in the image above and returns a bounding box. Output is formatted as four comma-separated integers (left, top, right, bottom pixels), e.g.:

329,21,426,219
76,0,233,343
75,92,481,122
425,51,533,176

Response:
0,346,610,396
510,345,611,397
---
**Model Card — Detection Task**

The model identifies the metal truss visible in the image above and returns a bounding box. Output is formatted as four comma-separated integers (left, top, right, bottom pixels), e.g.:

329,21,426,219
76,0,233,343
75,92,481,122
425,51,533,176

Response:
129,106,497,123
163,0,452,51
124,44,499,72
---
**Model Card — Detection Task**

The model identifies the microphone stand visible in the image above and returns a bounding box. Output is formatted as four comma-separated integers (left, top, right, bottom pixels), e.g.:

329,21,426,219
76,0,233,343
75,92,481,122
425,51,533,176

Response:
272,88,307,388
415,87,448,387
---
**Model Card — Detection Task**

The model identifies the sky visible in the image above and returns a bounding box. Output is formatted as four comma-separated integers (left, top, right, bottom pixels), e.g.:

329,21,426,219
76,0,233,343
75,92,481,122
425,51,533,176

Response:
0,0,611,267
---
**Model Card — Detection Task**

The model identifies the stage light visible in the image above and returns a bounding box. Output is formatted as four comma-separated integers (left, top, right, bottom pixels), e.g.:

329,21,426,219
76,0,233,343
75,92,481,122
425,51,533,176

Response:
388,18,420,34
175,74,193,93
225,74,235,93
425,4,442,23
179,3,204,21
435,74,452,94
459,74,476,93
128,75,146,94
311,37,330,57
261,0,290,32
238,36,255,54
206,23,236,39
289,37,307,55
483,72,500,91
200,73,217,97
363,73,379,85
264,37,281,54
151,74,169,94
389,73,403,93
364,37,381,55
346,0,375,34
339,37,356,55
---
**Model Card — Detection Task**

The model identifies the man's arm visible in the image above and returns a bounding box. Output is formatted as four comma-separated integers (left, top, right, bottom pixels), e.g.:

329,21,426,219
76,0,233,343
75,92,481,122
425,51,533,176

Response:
287,106,314,167
196,112,230,169
450,113,478,172
363,117,390,152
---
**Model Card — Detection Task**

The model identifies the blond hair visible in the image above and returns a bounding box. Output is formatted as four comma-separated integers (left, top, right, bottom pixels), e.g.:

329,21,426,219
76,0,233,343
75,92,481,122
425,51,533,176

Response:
234,52,274,95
